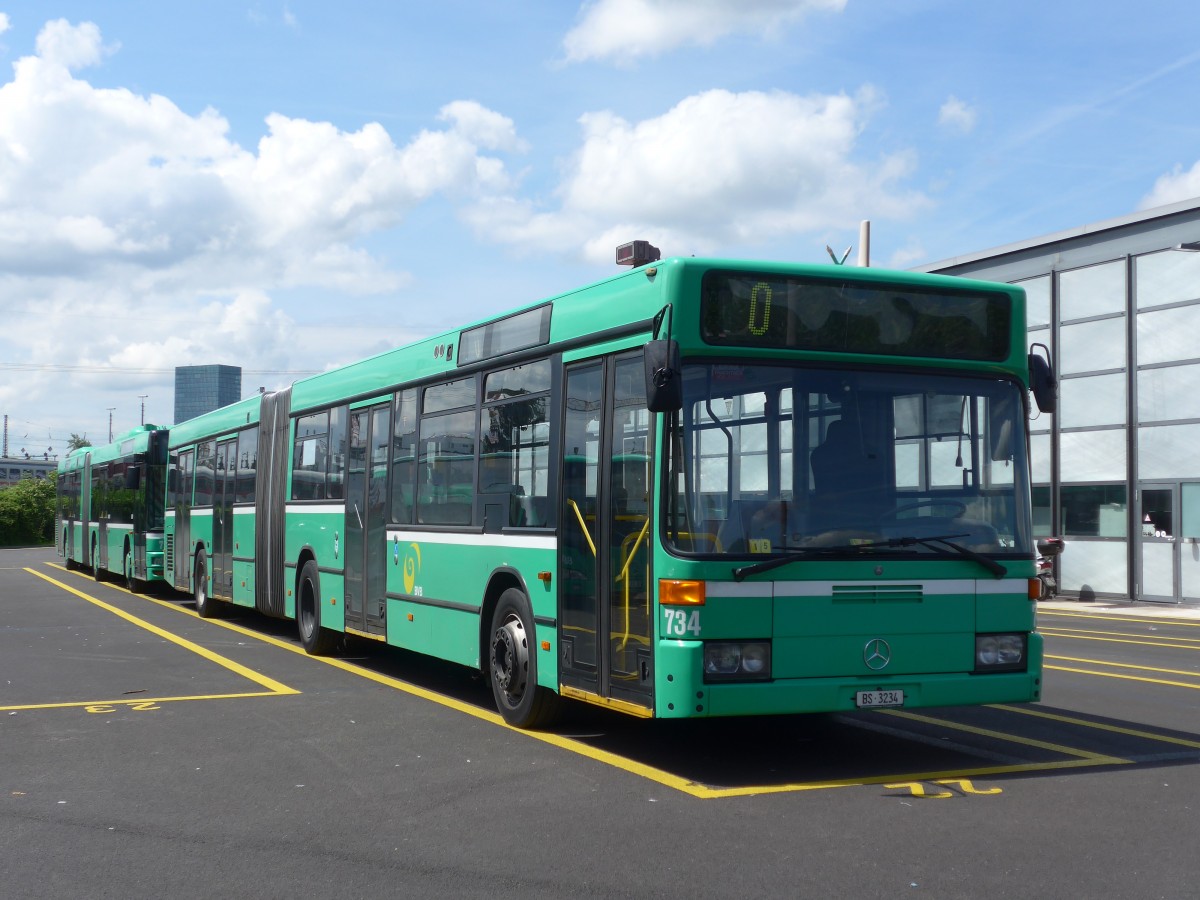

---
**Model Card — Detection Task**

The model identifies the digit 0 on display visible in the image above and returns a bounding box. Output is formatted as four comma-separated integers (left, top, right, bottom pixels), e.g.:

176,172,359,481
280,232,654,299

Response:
748,281,772,336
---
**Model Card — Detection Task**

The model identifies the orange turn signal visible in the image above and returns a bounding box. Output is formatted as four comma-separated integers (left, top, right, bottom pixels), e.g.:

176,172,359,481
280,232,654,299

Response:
659,579,705,606
1028,578,1041,601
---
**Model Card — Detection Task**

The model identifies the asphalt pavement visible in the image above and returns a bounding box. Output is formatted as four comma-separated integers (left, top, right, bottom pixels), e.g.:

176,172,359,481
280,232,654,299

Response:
5,546,1200,900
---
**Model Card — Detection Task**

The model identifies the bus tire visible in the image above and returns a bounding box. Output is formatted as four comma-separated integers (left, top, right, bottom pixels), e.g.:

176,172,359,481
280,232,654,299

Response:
124,551,143,594
488,588,558,729
194,551,219,618
297,559,335,655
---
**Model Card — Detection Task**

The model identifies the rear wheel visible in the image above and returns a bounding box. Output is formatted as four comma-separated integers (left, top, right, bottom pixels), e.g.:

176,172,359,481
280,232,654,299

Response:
488,588,558,729
297,559,336,654
194,550,219,618
124,551,143,593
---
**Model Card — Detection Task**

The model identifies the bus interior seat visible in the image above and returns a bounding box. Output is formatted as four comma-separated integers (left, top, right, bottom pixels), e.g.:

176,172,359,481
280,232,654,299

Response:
811,418,885,521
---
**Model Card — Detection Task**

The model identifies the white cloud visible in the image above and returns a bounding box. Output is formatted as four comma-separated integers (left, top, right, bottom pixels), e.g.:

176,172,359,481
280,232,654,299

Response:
0,19,525,283
34,18,111,69
466,88,926,263
0,18,527,441
0,14,11,36
563,0,848,64
938,96,977,135
1139,160,1200,210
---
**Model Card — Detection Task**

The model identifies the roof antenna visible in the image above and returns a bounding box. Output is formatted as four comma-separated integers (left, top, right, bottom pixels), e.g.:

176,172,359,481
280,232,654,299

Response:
826,244,852,265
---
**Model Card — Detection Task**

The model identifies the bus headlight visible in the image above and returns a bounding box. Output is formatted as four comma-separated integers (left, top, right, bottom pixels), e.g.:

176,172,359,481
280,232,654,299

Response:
975,634,1026,672
704,641,771,682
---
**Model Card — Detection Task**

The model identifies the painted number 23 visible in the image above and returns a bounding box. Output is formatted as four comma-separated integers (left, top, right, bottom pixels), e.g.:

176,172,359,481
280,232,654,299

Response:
663,608,701,637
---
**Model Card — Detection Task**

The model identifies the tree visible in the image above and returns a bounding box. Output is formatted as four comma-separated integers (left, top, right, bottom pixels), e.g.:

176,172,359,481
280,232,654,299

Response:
67,433,91,452
0,472,57,547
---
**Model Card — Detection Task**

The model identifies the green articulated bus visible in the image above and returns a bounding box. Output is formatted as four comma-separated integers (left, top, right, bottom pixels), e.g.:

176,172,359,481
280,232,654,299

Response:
56,425,170,592
89,246,1060,729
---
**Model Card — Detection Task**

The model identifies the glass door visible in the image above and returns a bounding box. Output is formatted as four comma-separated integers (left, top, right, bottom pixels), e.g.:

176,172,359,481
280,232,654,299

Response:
173,450,193,590
1138,483,1177,602
558,352,653,708
212,438,237,598
345,403,391,634
1180,482,1200,602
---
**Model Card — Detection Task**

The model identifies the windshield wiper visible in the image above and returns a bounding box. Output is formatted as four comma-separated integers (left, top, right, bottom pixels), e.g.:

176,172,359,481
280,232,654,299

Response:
732,533,1006,581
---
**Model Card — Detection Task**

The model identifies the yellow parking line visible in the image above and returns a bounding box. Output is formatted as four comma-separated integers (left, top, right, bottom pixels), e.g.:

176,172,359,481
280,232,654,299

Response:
1040,630,1200,651
1046,663,1200,690
1042,626,1200,645
1048,654,1200,680
1,691,286,713
994,704,1200,750
1040,611,1200,628
882,709,1121,761
25,567,298,697
35,564,1136,798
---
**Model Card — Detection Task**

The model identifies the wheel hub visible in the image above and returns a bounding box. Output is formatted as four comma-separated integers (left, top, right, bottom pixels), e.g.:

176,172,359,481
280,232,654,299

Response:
491,617,528,697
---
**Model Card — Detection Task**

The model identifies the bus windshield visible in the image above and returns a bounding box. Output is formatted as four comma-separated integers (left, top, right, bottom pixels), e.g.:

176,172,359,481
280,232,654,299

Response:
666,363,1031,560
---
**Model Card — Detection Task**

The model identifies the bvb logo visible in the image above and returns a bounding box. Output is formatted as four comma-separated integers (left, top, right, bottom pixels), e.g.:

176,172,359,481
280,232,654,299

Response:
402,543,421,594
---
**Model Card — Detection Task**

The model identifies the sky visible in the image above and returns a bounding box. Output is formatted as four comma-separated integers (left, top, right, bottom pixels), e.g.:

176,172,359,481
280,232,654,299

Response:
2,1,1199,459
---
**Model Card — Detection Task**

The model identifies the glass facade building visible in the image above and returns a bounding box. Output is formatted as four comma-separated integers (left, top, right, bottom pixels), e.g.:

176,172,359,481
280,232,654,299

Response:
174,365,242,424
923,197,1200,605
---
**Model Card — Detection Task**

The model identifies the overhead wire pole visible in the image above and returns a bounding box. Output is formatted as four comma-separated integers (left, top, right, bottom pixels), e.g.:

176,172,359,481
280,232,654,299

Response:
107,408,115,442
138,395,148,425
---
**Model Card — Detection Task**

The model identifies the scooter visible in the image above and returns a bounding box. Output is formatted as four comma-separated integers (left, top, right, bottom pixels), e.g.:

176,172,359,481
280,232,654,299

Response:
1036,537,1065,600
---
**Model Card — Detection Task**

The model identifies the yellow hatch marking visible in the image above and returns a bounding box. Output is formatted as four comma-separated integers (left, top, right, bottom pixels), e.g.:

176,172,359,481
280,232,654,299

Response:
17,568,298,710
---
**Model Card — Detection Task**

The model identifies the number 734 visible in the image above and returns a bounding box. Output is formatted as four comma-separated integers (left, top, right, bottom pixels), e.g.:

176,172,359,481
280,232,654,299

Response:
662,608,701,637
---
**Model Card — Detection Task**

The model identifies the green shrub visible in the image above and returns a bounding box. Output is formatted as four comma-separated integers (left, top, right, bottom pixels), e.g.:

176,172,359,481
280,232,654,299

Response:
0,474,57,546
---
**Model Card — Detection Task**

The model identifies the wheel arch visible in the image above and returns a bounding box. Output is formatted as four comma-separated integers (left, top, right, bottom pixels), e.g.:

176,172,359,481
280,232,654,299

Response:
478,567,530,672
293,544,318,592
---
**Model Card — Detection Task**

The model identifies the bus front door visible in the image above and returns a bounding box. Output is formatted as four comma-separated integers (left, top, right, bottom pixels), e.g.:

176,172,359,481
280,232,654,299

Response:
173,449,194,591
559,354,653,711
78,452,92,568
345,403,390,636
212,438,237,598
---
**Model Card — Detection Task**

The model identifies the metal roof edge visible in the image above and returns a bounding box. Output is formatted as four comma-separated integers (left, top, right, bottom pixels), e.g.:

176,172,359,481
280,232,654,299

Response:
915,195,1200,273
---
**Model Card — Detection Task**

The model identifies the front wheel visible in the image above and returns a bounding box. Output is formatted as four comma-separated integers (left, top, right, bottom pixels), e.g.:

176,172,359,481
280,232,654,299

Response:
488,589,558,729
297,559,336,655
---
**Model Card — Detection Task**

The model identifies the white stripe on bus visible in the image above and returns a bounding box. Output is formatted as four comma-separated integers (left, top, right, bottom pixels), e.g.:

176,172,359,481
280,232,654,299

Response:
384,530,557,551
285,504,346,516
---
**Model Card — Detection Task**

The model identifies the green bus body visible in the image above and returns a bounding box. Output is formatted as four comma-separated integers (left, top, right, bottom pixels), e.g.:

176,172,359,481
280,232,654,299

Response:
106,256,1046,727
56,425,170,591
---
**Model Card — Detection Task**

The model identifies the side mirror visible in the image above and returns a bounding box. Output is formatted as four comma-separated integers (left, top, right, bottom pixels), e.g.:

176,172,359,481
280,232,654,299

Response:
1028,344,1057,414
644,340,682,413
124,466,142,490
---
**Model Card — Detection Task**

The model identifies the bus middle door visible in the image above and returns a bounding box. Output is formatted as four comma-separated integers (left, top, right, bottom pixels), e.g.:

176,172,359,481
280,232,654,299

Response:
345,403,390,636
213,438,237,598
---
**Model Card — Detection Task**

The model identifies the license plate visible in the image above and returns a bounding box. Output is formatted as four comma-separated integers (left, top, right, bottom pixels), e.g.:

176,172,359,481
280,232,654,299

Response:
855,689,904,708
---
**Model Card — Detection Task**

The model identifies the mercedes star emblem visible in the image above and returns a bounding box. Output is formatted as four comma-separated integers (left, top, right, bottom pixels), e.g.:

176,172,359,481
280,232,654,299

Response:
864,638,891,670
